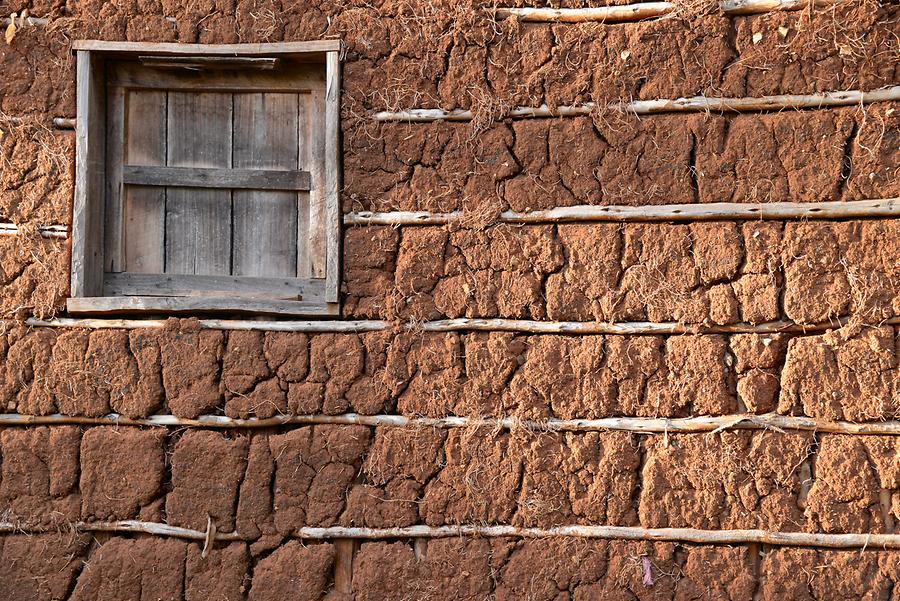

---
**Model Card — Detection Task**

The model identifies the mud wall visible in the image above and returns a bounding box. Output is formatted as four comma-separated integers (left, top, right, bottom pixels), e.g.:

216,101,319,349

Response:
1,0,900,599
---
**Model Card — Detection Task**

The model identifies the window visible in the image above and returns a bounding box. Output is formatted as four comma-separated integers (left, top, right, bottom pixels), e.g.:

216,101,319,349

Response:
68,41,342,317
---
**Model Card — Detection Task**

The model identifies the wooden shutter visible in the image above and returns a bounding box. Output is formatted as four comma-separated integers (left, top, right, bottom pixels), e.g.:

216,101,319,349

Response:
68,43,342,317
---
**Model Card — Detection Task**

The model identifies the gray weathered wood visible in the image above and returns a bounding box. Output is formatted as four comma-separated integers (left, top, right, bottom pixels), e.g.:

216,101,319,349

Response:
103,272,322,301
232,93,300,278
73,40,342,55
122,165,310,191
138,56,280,70
104,83,125,272
67,295,339,317
165,92,233,275
71,50,106,297
123,90,167,273
295,93,315,279
305,87,327,279
324,50,342,303
109,62,323,93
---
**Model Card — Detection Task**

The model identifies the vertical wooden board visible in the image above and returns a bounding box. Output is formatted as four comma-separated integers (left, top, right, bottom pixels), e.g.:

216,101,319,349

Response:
104,84,125,272
333,539,356,594
232,93,299,278
305,87,327,280
165,92,233,275
122,90,167,274
71,51,106,297
296,93,312,278
324,50,342,302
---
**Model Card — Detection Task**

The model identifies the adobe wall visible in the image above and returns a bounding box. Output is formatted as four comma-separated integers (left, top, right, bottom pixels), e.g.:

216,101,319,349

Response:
1,0,899,599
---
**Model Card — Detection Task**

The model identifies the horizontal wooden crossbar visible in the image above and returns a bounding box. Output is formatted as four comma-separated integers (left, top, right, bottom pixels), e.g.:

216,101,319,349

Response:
0,224,68,239
138,55,281,70
122,166,311,191
496,0,846,22
23,315,900,334
1,520,899,549
345,198,900,225
102,272,316,301
2,412,900,435
373,87,900,122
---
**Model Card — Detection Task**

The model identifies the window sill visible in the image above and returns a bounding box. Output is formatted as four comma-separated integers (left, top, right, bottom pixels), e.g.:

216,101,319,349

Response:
66,296,340,317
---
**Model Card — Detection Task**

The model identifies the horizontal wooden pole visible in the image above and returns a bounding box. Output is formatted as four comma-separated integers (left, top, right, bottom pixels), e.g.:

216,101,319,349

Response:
24,315,900,334
3,197,896,243
0,16,49,26
2,520,900,549
3,412,900,435
345,198,900,226
0,224,68,239
52,117,76,129
495,0,843,22
122,165,311,191
373,87,900,122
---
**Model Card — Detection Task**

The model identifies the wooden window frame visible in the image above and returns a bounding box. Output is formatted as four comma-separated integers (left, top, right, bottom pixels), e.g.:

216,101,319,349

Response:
68,40,342,317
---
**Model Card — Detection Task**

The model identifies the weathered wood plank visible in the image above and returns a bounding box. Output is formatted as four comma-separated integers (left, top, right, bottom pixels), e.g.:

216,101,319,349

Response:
232,93,300,278
73,40,342,55
122,165,310,191
296,94,312,279
109,62,324,93
165,92,233,276
67,295,340,317
123,90,167,274
103,83,125,272
138,56,280,70
71,50,106,297
333,539,356,594
103,272,323,301
304,88,327,279
324,50,342,303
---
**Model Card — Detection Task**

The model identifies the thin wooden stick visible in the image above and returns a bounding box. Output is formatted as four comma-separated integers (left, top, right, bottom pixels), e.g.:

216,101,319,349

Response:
0,224,69,239
373,87,900,122
1,520,899,550
22,315,900,335
4,412,900,435
345,198,900,226
0,16,49,26
1,116,76,131
495,0,845,22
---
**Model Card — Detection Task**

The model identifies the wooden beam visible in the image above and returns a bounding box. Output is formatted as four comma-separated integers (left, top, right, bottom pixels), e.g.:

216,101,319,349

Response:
24,314,900,335
66,295,340,317
324,50,342,303
121,165,311,191
138,56,281,70
344,198,900,226
373,87,900,122
70,50,106,298
495,0,845,22
6,520,900,550
103,272,321,301
5,412,900,436
72,40,343,56
0,224,68,239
